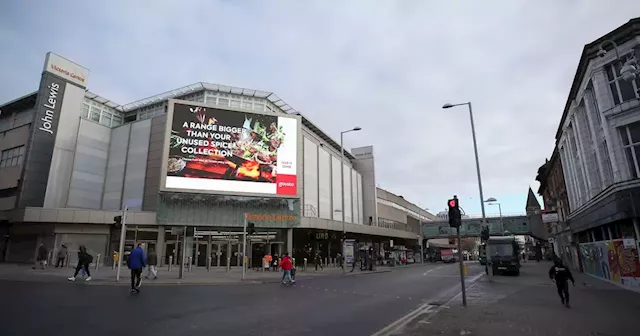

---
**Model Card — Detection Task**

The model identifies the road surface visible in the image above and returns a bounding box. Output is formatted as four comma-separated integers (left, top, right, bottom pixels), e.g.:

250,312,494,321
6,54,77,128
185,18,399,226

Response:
0,262,483,336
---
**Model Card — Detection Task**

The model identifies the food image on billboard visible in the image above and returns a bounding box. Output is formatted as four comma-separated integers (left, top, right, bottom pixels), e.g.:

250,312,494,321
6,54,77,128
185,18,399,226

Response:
164,101,298,196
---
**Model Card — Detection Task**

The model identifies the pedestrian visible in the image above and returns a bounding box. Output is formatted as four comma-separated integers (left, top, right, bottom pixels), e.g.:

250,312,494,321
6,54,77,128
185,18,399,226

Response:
128,242,147,293
279,252,294,284
145,247,158,280
336,253,344,271
56,244,68,268
68,246,92,281
34,244,48,270
272,254,279,272
549,257,575,308
314,252,323,271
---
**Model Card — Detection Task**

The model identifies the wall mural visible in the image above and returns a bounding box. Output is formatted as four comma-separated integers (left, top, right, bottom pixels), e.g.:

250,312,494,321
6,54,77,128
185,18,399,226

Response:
579,239,640,291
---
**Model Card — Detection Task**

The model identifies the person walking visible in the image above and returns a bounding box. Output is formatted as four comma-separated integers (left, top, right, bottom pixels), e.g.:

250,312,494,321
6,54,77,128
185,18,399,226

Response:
56,244,68,268
128,242,147,293
145,247,158,280
68,246,92,281
549,257,575,308
336,253,344,271
279,252,294,284
314,251,323,271
34,244,48,270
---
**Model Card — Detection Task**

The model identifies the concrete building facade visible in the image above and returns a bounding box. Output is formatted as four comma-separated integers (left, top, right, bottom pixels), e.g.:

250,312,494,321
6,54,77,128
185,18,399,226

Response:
543,18,640,290
0,52,431,266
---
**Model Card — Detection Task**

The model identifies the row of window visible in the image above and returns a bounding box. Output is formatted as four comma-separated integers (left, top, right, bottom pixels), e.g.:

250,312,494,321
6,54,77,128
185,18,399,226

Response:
605,55,640,106
0,145,25,168
82,99,123,128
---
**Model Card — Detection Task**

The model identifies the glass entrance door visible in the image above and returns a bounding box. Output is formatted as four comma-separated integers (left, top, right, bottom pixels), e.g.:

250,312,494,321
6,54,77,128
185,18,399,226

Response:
165,241,182,265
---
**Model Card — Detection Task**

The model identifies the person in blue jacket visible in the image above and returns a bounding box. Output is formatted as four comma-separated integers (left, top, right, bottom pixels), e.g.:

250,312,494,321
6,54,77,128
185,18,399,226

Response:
128,242,147,293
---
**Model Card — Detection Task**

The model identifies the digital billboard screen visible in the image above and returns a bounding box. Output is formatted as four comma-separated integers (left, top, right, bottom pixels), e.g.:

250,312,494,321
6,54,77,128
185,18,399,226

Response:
162,100,300,196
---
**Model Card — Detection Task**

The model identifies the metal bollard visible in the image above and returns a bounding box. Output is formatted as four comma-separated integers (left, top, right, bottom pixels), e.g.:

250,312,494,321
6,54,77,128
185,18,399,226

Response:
324,257,328,267
112,252,117,270
187,257,193,272
303,258,307,272
66,252,71,268
333,258,336,267
95,254,101,270
226,258,231,272
207,257,212,272
168,256,173,271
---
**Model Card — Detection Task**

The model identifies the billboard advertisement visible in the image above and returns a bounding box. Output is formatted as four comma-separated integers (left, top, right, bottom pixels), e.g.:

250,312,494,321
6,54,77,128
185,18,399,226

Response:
161,100,301,197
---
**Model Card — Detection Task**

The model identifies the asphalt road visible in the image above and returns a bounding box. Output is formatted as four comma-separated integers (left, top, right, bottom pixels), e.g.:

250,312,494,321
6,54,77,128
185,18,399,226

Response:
0,262,484,336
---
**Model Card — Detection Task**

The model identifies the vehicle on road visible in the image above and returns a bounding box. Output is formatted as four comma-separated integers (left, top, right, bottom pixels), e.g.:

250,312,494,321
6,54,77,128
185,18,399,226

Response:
441,249,458,263
487,236,520,276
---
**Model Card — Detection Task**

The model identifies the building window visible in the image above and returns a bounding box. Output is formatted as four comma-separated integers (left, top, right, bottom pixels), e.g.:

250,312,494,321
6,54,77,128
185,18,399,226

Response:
0,146,26,168
620,121,640,179
605,55,640,106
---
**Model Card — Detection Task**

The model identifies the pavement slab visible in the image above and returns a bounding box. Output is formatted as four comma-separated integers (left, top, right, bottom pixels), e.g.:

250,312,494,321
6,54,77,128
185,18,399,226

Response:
396,262,640,336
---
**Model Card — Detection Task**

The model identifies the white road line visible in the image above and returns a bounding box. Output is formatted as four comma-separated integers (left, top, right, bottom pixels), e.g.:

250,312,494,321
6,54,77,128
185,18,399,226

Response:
422,266,444,275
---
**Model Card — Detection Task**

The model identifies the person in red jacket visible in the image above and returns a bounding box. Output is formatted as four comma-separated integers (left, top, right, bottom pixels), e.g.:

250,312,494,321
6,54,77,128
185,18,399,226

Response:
280,252,294,284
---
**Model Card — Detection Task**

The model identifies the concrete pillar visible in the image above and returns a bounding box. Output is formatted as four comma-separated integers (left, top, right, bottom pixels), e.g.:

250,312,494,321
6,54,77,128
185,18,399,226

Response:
287,229,293,255
156,227,165,267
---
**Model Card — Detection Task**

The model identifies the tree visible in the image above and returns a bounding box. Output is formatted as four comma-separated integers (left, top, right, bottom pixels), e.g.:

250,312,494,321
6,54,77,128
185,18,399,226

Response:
460,238,478,252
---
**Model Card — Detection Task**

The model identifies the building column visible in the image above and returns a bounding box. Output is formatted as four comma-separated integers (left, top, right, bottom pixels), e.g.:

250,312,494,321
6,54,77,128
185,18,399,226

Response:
156,227,165,267
583,89,607,188
591,69,622,182
572,109,594,196
287,228,293,255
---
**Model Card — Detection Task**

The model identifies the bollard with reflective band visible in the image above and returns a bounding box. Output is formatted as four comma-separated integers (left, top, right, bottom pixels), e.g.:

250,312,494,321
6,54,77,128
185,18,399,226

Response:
188,257,193,272
207,257,212,271
168,256,173,271
95,254,101,270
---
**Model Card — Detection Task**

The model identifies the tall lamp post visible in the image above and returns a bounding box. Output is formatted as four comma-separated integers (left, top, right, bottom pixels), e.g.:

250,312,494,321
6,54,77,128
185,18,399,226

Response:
485,197,503,234
442,102,487,231
340,126,362,273
597,40,640,84
443,102,488,278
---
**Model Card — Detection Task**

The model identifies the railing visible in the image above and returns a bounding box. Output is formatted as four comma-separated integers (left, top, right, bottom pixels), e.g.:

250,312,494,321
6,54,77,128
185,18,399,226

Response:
433,212,526,220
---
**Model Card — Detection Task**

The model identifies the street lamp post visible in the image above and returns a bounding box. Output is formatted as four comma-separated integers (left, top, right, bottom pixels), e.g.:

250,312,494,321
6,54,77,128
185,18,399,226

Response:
442,102,488,230
340,127,362,273
443,102,488,280
598,40,640,84
485,197,503,234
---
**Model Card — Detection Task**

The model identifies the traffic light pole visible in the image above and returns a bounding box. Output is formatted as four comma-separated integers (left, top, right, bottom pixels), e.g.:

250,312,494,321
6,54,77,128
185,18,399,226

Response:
457,226,467,306
115,206,128,282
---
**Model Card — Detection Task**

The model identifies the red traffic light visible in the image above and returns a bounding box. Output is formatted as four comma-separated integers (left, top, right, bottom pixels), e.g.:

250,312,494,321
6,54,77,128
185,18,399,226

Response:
448,199,457,208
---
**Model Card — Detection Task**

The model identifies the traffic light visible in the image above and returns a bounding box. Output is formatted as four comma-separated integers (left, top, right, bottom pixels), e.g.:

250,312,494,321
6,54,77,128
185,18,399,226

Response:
448,197,462,228
247,222,256,235
481,226,490,241
113,215,122,227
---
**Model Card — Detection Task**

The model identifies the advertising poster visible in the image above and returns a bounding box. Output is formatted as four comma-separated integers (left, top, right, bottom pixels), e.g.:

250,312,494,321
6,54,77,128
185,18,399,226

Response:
579,238,640,291
344,239,355,265
164,101,299,196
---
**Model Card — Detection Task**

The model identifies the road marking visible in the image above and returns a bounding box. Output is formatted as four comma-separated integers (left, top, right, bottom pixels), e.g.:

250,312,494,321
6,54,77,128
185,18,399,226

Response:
372,272,486,336
423,265,445,275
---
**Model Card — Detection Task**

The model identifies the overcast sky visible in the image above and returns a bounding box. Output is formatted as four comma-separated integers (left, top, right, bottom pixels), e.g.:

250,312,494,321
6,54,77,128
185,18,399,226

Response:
2,1,640,215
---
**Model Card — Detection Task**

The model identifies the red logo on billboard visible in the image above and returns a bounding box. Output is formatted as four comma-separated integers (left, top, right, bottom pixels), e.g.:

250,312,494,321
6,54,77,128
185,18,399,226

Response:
276,174,297,195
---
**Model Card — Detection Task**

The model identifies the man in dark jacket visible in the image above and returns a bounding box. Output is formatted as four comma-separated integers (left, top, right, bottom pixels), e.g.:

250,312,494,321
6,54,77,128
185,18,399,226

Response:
145,248,158,280
549,257,575,307
34,244,48,269
68,246,92,281
128,243,147,293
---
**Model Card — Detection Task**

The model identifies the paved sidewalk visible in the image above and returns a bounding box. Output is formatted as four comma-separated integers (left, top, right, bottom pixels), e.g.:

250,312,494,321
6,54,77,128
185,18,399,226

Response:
0,262,397,285
399,261,640,336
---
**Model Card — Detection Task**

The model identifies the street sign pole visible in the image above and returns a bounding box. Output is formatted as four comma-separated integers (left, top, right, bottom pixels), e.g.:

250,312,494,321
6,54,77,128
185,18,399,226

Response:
115,206,128,282
458,226,467,307
242,214,247,280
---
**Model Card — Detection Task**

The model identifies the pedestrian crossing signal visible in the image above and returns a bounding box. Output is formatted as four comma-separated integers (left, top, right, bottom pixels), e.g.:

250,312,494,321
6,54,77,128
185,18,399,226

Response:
448,196,462,228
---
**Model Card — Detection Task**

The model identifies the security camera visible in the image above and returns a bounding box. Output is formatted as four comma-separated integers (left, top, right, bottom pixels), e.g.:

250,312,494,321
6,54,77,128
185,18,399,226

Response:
597,49,607,58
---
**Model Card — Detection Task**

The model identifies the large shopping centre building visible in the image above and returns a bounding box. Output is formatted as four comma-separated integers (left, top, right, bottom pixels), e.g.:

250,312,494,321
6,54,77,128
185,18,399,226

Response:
0,52,435,266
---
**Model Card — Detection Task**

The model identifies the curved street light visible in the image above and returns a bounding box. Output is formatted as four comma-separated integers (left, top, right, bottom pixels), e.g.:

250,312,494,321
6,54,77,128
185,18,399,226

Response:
484,197,503,234
340,126,362,273
597,39,639,83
